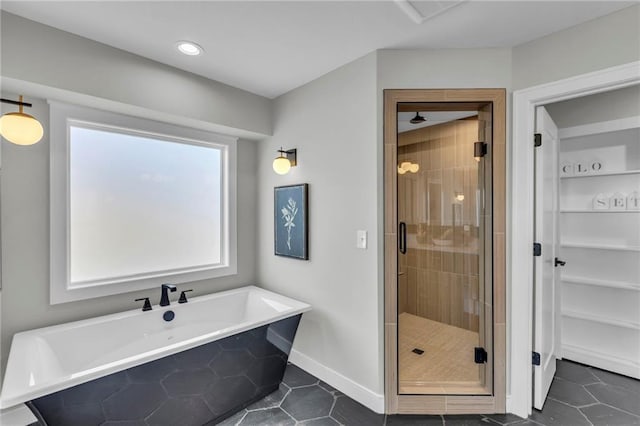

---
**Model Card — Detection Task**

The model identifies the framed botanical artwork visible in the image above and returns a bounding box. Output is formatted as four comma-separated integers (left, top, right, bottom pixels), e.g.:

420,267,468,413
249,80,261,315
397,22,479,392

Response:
274,184,308,260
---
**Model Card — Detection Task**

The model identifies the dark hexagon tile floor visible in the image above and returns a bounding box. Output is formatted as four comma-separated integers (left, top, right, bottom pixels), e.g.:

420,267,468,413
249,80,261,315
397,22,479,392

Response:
217,361,640,426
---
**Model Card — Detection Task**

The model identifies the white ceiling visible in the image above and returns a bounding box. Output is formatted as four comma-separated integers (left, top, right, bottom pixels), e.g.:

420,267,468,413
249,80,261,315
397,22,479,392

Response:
1,1,634,99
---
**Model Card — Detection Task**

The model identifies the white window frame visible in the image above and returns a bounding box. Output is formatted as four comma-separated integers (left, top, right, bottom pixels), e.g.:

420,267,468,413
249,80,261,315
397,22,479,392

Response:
50,101,237,304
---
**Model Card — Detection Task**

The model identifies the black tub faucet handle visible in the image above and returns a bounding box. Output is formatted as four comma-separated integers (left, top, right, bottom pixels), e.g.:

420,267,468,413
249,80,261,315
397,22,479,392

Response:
179,289,193,304
135,297,152,311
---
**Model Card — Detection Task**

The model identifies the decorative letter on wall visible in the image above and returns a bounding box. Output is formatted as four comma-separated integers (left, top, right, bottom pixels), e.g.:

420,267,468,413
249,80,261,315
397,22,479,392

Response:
560,162,574,177
593,193,610,210
610,192,626,210
627,191,640,210
575,162,589,175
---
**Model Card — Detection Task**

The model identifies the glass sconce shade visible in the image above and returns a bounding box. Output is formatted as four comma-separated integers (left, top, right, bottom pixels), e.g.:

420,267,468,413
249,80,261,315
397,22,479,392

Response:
0,112,44,145
273,155,292,175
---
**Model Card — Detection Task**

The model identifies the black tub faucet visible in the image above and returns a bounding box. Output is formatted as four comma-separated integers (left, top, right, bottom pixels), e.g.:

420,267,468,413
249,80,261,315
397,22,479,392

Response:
160,284,177,306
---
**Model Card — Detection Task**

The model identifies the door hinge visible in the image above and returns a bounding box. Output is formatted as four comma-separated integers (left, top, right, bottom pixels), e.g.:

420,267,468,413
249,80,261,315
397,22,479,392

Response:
533,243,542,257
532,351,541,366
474,141,487,159
534,133,542,147
474,347,487,364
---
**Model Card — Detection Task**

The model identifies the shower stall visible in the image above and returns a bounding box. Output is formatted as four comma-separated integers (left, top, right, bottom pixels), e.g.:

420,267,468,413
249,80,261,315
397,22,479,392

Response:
384,89,506,414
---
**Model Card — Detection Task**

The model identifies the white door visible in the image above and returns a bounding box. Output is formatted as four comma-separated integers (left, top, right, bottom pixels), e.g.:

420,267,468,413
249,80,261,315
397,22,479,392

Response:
533,106,560,410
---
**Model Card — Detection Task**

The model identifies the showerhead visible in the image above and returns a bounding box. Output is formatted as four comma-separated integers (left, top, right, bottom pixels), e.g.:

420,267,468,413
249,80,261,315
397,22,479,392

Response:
409,112,426,124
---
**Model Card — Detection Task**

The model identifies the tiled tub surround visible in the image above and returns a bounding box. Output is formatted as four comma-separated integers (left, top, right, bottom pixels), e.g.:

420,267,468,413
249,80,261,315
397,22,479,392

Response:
0,286,310,416
29,315,302,426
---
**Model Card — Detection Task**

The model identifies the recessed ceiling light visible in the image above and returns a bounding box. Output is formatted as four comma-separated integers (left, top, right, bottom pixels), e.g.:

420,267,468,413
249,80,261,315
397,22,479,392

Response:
176,41,203,56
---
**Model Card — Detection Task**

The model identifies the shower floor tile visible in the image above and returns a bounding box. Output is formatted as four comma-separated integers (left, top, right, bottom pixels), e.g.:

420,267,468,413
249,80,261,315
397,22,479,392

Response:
398,313,486,394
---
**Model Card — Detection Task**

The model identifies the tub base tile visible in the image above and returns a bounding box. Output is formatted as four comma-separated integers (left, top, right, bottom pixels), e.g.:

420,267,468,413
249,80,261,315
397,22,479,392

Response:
247,355,288,388
203,376,260,417
31,314,302,426
210,350,255,378
63,371,128,405
42,402,105,426
103,383,166,421
173,342,222,370
161,368,215,397
127,357,178,383
145,396,213,426
245,383,289,411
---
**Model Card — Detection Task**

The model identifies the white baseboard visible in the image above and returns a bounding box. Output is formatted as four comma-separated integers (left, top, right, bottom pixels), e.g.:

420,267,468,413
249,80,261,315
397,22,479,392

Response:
288,349,385,414
562,344,640,379
0,404,37,426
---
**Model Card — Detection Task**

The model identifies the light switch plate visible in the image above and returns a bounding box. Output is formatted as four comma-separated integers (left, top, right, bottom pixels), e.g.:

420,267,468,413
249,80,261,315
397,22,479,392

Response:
357,230,368,249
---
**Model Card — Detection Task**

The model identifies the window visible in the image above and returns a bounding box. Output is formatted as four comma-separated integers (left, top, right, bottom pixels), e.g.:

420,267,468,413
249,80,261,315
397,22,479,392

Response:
50,102,237,304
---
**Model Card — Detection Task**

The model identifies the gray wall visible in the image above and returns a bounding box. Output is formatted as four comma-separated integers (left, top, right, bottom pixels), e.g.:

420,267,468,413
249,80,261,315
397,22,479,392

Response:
0,93,258,375
256,52,382,395
545,85,640,128
0,11,272,139
512,5,640,90
0,12,266,376
254,48,514,400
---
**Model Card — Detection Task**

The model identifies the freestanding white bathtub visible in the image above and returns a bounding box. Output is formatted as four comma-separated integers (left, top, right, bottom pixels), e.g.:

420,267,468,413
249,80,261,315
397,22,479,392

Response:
0,285,310,424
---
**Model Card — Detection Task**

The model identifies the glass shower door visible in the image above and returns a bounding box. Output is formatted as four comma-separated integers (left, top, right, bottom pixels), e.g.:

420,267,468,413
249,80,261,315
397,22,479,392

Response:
397,105,493,395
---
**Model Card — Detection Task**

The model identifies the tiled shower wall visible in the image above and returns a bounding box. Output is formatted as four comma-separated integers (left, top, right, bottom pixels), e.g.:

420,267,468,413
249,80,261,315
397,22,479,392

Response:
398,119,481,332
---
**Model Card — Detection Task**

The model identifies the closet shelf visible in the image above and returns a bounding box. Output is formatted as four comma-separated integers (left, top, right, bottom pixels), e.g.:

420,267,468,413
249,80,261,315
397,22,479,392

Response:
562,310,640,330
558,116,640,139
560,209,640,213
562,276,640,291
561,243,640,252
560,169,640,179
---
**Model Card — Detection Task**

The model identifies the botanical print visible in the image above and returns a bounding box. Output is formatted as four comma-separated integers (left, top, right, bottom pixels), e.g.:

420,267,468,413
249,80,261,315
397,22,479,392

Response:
274,184,308,260
281,197,298,250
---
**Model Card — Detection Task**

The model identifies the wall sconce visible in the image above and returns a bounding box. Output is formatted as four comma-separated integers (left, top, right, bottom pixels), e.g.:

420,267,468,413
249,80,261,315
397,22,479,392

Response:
0,96,44,145
397,161,419,174
272,147,297,175
474,141,487,162
455,192,465,202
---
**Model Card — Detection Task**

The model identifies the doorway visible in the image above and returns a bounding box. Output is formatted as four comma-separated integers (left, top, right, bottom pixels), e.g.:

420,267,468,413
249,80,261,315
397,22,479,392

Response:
531,85,640,410
510,60,640,418
384,89,506,414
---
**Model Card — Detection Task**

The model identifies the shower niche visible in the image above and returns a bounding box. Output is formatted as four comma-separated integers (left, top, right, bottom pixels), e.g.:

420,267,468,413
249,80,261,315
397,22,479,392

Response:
384,90,506,414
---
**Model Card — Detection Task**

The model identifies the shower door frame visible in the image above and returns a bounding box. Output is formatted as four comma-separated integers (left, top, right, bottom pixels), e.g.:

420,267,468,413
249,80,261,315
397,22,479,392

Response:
384,89,506,414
